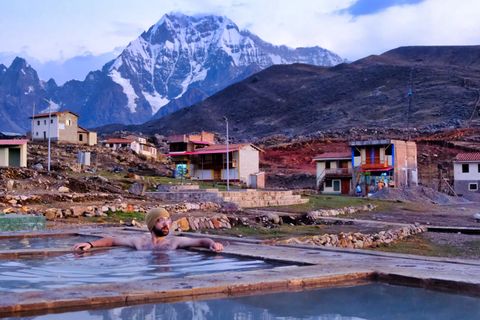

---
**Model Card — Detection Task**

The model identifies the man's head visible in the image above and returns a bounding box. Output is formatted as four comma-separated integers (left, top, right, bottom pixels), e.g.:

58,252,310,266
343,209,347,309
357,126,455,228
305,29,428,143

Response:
145,208,171,237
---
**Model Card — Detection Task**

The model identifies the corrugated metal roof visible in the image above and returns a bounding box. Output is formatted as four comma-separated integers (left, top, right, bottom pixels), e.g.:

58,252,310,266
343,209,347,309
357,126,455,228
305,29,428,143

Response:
313,151,351,161
168,143,262,156
30,110,79,118
104,138,134,144
0,139,28,145
455,152,480,162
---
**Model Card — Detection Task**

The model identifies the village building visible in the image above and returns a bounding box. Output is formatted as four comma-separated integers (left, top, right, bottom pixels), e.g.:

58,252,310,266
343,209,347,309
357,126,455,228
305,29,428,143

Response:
31,111,97,145
350,139,418,194
102,136,158,159
313,151,352,194
0,139,28,167
167,132,263,188
453,153,480,198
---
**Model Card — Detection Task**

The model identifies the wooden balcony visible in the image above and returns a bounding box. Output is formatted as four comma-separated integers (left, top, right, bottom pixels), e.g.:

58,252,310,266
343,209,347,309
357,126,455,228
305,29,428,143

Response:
324,168,353,177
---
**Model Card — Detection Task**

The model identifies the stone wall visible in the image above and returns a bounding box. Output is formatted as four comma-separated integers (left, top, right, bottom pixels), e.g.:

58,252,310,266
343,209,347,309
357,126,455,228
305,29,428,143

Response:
275,224,426,249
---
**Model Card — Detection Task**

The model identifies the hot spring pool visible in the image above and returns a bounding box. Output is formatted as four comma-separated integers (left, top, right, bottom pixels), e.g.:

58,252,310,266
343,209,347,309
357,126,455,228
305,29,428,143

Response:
8,283,480,320
0,247,276,292
0,234,100,251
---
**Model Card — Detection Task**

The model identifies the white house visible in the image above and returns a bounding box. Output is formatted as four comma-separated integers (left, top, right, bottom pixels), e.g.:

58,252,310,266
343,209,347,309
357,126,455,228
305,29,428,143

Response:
168,143,263,187
103,136,157,160
453,152,480,199
313,151,352,194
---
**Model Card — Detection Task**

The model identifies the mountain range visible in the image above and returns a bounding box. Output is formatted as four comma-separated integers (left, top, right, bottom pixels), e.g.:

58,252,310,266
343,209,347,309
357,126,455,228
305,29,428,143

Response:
111,45,480,139
0,13,343,133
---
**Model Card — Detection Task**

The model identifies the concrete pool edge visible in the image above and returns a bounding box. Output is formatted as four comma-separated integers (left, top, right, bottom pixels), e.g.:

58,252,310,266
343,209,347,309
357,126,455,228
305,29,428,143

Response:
1,229,480,317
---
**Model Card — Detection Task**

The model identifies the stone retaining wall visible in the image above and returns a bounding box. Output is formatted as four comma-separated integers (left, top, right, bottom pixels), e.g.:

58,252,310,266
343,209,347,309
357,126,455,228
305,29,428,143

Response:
275,224,426,249
306,204,376,220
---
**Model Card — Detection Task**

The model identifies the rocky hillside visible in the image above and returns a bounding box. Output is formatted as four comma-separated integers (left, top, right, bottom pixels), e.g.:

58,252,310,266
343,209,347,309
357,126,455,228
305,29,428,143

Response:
129,45,480,139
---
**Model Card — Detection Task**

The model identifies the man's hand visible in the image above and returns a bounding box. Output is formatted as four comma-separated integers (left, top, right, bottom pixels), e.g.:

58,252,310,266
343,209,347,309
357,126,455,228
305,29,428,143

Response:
73,242,93,252
209,242,224,252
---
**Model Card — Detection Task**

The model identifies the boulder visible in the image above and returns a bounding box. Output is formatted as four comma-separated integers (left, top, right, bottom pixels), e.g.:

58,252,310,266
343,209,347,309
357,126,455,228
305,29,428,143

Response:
128,183,145,196
58,186,70,193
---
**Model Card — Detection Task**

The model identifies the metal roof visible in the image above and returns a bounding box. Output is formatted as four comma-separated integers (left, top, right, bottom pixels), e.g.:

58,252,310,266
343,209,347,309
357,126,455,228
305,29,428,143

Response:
455,152,480,162
313,151,351,161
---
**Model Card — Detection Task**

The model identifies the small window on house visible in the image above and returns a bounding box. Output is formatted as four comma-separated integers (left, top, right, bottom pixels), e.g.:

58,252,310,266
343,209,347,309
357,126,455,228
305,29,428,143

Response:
469,183,478,191
35,132,38,136
478,164,480,173
325,161,331,169
50,119,53,124
44,120,46,125
462,164,469,173
37,120,40,126
79,134,83,142
66,119,72,126
325,180,332,188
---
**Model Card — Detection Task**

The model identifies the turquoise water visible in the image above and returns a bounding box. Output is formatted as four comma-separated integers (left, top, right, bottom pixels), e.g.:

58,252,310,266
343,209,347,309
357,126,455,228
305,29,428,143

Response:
0,248,273,292
0,235,99,250
9,283,480,320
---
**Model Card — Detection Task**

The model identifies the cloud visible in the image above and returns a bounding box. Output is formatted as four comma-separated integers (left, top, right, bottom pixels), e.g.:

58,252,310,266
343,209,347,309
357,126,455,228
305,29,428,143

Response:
108,21,146,38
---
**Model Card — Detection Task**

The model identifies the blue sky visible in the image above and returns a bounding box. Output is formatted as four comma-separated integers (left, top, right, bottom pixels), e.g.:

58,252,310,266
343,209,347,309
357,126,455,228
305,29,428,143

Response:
1,0,479,82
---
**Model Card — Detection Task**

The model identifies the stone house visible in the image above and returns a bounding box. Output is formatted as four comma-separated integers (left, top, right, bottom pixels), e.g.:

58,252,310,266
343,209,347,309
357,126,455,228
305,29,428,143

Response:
0,139,28,167
167,134,263,187
350,139,418,194
313,151,352,194
31,111,97,145
453,152,480,198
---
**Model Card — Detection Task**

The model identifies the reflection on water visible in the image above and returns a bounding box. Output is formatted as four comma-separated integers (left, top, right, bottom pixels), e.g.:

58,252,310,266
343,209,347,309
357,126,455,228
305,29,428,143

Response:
12,283,480,320
0,248,272,292
0,235,99,250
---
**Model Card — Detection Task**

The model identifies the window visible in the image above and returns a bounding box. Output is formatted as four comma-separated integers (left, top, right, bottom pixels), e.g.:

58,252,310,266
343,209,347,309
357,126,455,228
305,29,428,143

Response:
469,183,478,191
66,119,72,126
79,134,83,142
462,164,469,173
385,145,393,156
478,164,480,173
37,120,40,126
333,180,340,192
325,161,331,169
50,119,53,124
44,120,46,125
35,132,38,136
325,180,332,188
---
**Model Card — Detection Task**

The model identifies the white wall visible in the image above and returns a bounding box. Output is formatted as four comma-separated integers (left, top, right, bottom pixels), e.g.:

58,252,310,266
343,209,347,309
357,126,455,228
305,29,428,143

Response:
0,148,8,167
454,162,480,180
32,116,59,140
323,179,341,194
192,169,214,180
221,168,239,180
238,146,260,184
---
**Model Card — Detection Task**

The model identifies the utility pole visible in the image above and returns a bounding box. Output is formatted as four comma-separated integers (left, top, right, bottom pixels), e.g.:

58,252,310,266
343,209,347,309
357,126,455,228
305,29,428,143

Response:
31,103,35,142
223,116,230,191
47,100,52,172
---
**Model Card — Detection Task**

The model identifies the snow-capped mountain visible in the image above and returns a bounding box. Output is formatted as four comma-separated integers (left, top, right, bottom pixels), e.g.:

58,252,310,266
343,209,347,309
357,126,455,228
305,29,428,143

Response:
109,13,343,120
0,13,344,132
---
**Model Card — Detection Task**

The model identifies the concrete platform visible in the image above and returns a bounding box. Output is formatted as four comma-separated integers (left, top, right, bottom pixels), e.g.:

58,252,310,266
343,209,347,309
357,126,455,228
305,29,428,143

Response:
0,228,479,317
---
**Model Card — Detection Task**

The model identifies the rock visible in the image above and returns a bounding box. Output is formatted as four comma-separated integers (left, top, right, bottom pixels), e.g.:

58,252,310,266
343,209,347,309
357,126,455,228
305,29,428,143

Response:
32,163,44,170
175,217,190,231
6,180,15,192
44,208,57,220
58,186,70,193
7,199,17,205
474,213,480,223
128,183,145,196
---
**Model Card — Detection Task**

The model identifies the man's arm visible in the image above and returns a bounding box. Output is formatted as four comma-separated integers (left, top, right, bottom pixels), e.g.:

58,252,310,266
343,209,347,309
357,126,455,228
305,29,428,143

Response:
73,237,138,251
175,237,224,252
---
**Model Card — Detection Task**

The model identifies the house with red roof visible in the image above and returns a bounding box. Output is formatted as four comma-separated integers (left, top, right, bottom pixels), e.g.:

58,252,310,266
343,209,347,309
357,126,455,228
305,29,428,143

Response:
167,132,263,187
0,139,28,167
313,150,352,194
102,136,157,159
453,152,480,198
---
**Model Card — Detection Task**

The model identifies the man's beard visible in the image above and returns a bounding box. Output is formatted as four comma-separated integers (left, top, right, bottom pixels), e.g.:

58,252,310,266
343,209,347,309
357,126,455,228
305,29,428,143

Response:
152,226,169,237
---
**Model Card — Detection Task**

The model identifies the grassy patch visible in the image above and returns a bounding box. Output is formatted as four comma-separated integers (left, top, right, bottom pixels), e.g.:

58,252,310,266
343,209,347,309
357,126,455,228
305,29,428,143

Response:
372,234,467,258
272,194,392,213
